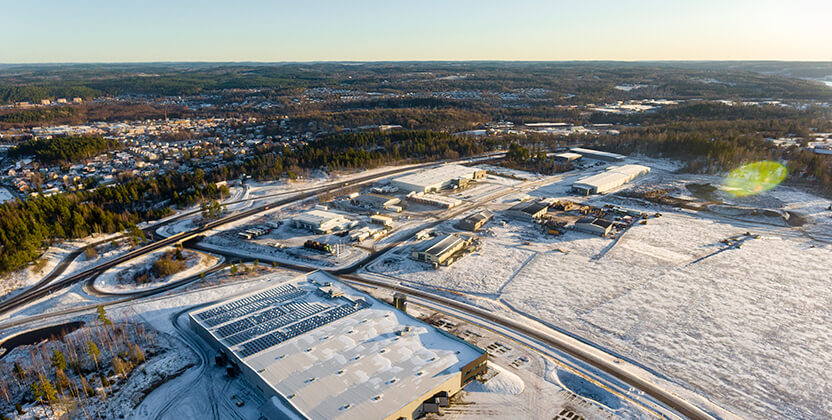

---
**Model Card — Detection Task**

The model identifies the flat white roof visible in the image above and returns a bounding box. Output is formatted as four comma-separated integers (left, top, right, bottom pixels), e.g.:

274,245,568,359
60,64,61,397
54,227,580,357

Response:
573,164,651,190
391,164,480,189
190,272,483,420
292,209,348,226
569,147,626,160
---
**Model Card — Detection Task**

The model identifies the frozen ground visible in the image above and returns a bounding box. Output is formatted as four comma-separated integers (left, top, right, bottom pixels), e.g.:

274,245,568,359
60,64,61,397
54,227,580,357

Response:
156,217,197,238
368,233,535,296
93,248,221,294
466,364,525,395
0,233,124,301
0,187,14,203
373,170,832,418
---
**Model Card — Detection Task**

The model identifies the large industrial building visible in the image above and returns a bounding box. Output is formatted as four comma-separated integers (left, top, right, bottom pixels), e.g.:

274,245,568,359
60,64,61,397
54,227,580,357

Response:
411,234,469,266
190,271,487,420
571,164,651,195
291,209,354,234
391,164,486,194
569,147,626,162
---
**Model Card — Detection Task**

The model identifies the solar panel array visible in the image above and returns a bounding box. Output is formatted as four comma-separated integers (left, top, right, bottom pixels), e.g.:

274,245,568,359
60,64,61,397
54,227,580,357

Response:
196,284,303,327
221,302,327,346
238,301,371,358
193,282,372,359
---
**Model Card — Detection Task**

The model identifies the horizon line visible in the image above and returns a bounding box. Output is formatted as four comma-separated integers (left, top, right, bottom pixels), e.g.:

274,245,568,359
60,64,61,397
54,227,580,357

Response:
2,59,832,66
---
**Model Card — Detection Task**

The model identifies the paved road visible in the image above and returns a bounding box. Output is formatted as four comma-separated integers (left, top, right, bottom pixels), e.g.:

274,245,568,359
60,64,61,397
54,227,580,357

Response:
339,273,714,420
2,153,716,420
0,157,487,316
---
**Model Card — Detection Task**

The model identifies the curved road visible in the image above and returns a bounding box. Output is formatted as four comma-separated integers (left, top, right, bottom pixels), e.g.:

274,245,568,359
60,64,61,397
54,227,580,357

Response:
0,157,492,316
1,152,716,420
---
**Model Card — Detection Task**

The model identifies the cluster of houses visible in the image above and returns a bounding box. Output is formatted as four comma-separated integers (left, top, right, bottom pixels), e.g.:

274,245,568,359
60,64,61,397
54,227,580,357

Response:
0,116,312,198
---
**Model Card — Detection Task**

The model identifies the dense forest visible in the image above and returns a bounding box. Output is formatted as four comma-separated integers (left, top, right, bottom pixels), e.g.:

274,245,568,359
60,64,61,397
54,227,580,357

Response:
0,194,134,273
8,136,123,165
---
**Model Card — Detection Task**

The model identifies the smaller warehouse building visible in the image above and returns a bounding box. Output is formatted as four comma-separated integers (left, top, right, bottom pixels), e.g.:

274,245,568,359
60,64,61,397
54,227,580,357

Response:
574,216,614,236
291,209,354,234
505,200,549,222
392,164,486,194
572,164,651,195
569,147,625,162
350,193,401,211
411,234,470,266
457,210,493,232
552,152,583,162
406,192,463,209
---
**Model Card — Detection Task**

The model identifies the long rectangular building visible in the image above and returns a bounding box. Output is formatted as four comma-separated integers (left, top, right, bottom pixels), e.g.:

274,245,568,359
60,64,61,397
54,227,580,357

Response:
391,164,485,193
572,164,651,195
189,271,487,420
569,147,625,162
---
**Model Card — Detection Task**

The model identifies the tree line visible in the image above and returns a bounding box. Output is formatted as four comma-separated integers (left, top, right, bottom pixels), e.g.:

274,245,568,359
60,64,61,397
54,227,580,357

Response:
8,136,123,165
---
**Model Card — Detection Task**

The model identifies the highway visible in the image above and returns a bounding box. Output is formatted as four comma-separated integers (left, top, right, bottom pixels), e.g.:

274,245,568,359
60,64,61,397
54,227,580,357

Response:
338,273,713,420
0,158,479,316
0,152,716,420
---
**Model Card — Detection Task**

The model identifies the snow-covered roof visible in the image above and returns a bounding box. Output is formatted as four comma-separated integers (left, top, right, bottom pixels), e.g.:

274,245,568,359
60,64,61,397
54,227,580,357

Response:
189,271,484,420
391,164,481,190
291,209,348,227
569,147,626,161
572,164,651,193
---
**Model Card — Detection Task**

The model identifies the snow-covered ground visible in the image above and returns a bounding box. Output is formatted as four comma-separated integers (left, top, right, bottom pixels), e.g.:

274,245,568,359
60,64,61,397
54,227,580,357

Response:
93,248,221,294
368,167,832,418
155,217,197,238
0,187,14,203
466,364,525,395
0,233,124,301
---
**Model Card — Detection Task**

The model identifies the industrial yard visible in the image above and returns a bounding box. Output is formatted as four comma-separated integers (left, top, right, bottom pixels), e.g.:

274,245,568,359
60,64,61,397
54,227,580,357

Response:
3,149,832,420
360,160,832,420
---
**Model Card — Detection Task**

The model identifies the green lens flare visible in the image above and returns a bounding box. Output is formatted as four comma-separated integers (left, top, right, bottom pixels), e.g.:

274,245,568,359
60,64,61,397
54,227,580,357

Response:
724,161,787,197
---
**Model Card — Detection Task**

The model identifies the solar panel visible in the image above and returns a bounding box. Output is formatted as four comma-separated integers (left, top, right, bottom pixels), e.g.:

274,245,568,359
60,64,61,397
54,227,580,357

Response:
197,285,300,322
196,282,372,359
202,289,305,327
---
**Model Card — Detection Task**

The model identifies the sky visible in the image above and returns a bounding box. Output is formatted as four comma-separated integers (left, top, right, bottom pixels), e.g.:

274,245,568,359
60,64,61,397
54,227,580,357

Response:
2,0,831,63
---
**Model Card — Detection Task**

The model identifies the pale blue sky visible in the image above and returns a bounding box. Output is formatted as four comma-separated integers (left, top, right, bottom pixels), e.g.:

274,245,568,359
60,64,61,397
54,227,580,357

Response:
2,0,831,62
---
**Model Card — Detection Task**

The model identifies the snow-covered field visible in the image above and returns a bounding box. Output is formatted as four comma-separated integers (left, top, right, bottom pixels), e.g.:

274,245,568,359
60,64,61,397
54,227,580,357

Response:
370,170,832,418
93,248,221,294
